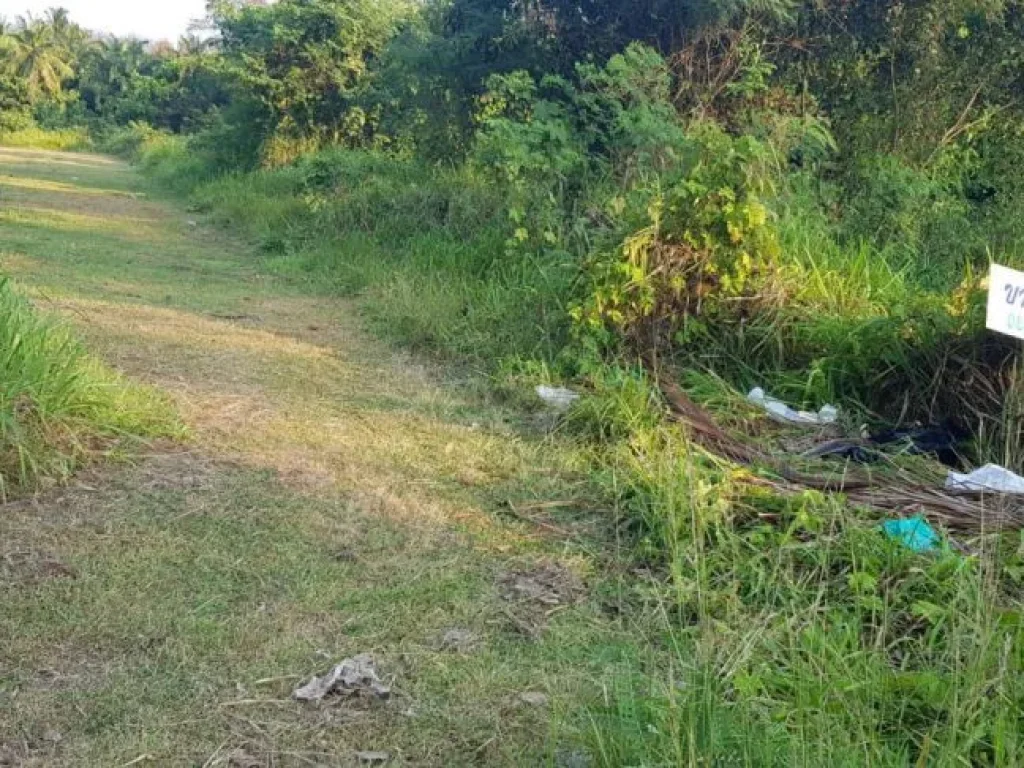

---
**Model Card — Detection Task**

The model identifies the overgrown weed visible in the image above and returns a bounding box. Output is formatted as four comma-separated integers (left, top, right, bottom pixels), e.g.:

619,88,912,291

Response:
0,126,91,151
0,277,181,495
576,404,1024,765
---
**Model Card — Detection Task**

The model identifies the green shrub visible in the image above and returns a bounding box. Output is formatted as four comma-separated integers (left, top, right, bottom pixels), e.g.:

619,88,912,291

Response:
136,133,214,194
0,108,33,134
100,122,252,194
574,122,781,354
94,121,161,160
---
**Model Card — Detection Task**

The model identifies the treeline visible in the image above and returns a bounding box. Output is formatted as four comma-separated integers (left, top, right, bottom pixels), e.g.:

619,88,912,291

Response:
7,2,1024,177
0,8,224,133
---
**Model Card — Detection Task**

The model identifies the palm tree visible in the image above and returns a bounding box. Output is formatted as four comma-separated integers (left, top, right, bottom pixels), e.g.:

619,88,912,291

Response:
9,17,73,99
46,7,71,35
77,36,153,113
178,33,218,56
46,6,89,54
0,17,15,65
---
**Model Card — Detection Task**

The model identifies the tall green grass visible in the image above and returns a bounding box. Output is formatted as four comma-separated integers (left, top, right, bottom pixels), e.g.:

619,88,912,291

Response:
0,126,92,151
566,371,1024,766
0,278,180,495
115,129,1009,421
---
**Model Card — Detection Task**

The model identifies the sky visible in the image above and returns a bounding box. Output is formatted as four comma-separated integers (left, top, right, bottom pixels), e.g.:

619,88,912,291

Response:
0,0,210,41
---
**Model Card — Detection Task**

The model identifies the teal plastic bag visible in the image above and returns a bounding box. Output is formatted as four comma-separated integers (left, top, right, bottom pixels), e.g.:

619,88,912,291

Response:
881,516,941,554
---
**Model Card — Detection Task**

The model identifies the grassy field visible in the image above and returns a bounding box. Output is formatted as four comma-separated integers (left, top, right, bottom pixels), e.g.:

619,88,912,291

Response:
0,146,647,766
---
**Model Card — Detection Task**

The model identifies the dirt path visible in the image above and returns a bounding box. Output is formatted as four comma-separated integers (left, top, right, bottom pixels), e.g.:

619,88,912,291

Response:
0,148,631,766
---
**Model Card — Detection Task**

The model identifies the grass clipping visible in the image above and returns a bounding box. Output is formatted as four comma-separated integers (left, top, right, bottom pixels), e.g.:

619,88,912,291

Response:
0,277,181,496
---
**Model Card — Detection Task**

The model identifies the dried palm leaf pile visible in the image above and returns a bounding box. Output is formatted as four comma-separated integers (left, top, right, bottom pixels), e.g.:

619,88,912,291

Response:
656,377,1024,532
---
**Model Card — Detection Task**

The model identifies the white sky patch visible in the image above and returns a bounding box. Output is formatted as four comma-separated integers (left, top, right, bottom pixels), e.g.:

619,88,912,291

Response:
0,0,210,41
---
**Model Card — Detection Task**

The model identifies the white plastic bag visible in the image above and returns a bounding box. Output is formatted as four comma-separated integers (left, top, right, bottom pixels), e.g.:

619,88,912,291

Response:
946,464,1024,493
747,387,838,427
536,385,580,412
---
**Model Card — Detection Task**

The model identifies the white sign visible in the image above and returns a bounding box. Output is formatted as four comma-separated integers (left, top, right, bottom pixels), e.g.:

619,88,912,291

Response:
987,263,1024,340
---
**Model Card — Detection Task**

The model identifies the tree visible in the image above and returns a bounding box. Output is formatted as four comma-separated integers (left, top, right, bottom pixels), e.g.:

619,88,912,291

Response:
7,16,73,100
177,33,217,56
212,0,413,152
77,37,144,115
46,6,89,54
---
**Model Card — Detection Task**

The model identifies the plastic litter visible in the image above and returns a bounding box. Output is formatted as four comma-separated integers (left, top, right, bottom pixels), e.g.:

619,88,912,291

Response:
881,516,941,554
872,424,966,467
536,385,580,411
801,424,969,466
946,463,1024,494
292,654,391,702
747,387,838,427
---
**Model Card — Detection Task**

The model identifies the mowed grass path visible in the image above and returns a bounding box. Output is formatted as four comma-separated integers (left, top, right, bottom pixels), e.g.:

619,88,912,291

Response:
0,148,638,766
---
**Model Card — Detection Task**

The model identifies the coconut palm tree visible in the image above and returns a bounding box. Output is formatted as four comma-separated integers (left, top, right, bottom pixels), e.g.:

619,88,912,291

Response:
46,6,89,55
178,33,218,56
9,16,73,99
0,17,16,65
